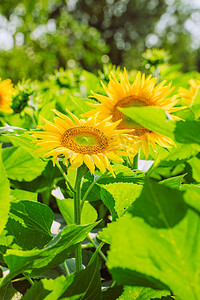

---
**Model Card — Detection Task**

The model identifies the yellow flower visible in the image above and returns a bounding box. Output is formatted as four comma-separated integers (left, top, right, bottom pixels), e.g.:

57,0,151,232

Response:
84,69,181,157
32,108,139,176
0,78,13,113
178,79,200,105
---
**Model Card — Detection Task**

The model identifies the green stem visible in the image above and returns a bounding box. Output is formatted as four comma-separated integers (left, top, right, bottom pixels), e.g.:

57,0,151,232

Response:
74,164,88,272
81,176,102,210
56,160,75,193
23,272,34,286
87,235,107,263
89,241,105,265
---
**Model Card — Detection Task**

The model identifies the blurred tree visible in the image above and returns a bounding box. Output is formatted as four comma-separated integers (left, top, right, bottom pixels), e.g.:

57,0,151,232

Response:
0,0,109,82
72,0,200,71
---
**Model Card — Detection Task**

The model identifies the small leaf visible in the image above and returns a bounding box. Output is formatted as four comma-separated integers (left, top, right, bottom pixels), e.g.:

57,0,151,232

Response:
159,174,185,189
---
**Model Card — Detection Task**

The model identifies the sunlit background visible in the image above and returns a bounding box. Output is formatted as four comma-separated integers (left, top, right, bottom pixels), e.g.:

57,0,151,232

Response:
0,0,200,82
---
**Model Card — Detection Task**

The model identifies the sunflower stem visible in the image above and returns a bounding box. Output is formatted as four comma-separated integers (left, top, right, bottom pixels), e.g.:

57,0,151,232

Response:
56,160,75,193
89,241,105,265
87,234,107,263
74,164,88,272
81,175,102,210
22,272,34,286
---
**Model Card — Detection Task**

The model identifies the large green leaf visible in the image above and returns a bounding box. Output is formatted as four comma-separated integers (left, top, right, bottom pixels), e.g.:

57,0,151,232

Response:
117,286,171,300
1,222,98,286
0,200,54,251
38,100,56,124
5,132,38,156
23,255,101,300
81,165,145,203
121,106,200,145
100,183,143,220
100,179,200,300
180,184,200,213
11,189,37,201
0,148,10,236
2,146,47,181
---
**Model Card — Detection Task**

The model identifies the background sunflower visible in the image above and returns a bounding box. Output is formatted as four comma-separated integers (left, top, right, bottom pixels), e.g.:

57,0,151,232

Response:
178,79,200,105
0,78,13,113
84,69,181,157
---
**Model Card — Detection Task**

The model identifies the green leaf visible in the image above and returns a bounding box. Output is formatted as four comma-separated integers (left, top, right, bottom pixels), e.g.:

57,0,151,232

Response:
148,144,200,174
11,189,37,201
100,183,143,220
82,70,101,94
23,255,101,300
0,282,19,300
187,154,200,182
68,96,96,117
117,286,170,300
38,100,56,124
53,188,98,224
121,106,200,145
0,148,10,236
100,179,200,300
2,146,47,181
120,106,175,140
159,174,185,189
1,222,98,286
102,285,123,300
191,87,200,118
82,165,144,203
0,200,54,251
98,165,145,185
180,184,200,213
5,132,38,156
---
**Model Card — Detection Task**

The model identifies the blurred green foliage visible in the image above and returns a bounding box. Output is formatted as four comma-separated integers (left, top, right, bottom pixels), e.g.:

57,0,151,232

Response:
0,0,109,82
0,0,200,83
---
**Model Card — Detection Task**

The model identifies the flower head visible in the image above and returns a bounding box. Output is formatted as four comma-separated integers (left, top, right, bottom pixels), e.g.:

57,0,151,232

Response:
0,78,13,113
84,69,180,157
178,79,200,105
32,108,139,176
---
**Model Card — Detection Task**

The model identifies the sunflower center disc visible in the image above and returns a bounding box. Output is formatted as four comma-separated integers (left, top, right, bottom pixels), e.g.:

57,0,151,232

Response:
111,95,151,136
61,126,109,154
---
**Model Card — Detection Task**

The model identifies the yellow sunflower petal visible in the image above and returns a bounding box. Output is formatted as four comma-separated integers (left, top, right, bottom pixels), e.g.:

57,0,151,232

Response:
83,155,95,174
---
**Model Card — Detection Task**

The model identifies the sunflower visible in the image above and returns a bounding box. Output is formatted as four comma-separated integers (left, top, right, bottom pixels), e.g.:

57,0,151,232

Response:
84,69,181,157
32,108,139,176
178,79,200,105
0,78,13,113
